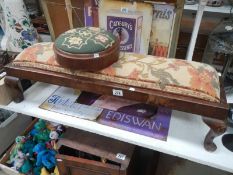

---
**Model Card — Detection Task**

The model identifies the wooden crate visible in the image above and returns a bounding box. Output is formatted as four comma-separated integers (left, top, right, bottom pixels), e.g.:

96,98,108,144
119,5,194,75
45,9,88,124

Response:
0,119,37,175
56,127,136,175
0,114,32,156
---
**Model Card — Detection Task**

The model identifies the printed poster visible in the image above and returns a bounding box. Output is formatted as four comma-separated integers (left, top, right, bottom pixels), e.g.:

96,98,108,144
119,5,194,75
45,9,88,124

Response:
149,4,175,57
98,0,153,54
40,87,172,141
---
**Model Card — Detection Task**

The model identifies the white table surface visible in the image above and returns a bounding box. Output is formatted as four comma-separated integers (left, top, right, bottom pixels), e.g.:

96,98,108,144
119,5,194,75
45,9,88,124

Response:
1,82,233,173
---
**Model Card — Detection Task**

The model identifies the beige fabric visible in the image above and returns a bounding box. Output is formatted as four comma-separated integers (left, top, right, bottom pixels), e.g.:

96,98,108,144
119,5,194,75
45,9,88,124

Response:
13,42,220,102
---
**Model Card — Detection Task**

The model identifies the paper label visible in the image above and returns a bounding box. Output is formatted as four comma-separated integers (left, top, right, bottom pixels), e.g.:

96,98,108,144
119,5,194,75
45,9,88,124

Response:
94,53,100,58
113,89,123,96
0,72,6,79
225,26,233,31
121,7,128,13
116,153,126,160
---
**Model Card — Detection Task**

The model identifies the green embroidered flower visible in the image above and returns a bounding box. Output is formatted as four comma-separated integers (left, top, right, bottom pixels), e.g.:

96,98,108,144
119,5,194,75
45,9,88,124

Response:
55,27,117,54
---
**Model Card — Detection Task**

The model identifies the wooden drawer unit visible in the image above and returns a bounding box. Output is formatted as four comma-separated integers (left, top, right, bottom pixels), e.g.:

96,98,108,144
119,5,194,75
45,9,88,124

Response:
56,128,135,175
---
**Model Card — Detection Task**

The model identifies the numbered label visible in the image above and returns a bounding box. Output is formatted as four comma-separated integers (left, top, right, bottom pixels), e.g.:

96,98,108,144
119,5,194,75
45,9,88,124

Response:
113,89,123,96
0,72,6,78
225,25,233,31
116,153,126,160
94,53,100,58
121,7,128,13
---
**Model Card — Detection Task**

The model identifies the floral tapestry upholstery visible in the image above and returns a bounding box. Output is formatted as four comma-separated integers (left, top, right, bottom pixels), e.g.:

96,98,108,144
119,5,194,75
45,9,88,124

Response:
13,42,220,102
54,27,117,54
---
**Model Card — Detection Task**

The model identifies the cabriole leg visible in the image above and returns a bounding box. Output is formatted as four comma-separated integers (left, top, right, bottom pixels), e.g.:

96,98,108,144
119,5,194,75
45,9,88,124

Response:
202,117,226,152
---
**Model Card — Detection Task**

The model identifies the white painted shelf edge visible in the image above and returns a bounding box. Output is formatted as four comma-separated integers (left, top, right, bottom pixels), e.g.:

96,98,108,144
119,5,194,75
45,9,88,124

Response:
227,93,233,103
0,82,233,173
184,4,232,13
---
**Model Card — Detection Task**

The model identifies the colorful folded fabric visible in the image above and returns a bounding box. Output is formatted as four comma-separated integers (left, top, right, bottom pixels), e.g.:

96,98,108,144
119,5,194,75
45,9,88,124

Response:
12,42,220,102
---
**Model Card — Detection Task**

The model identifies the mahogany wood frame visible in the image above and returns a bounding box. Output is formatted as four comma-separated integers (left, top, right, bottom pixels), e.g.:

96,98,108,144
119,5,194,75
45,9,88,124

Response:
54,39,120,71
4,63,229,152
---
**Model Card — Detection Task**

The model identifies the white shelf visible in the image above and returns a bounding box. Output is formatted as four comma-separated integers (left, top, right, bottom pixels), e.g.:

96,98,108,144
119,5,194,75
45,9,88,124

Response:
227,93,233,104
184,4,232,14
1,82,233,173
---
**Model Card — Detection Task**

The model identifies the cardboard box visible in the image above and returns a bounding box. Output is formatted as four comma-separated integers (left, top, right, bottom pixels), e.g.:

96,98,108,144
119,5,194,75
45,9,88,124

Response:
106,10,143,53
99,0,153,54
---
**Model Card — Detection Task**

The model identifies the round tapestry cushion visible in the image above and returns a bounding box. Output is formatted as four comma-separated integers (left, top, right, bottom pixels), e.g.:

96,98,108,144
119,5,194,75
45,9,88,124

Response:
54,27,120,71
54,27,117,54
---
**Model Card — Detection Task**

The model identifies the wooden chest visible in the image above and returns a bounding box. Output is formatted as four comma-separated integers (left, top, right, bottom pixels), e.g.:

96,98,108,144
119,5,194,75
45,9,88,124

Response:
56,128,135,175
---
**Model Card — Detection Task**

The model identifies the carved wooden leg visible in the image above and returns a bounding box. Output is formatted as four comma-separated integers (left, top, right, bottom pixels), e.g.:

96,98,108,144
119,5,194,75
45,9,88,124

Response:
4,76,24,103
202,117,226,152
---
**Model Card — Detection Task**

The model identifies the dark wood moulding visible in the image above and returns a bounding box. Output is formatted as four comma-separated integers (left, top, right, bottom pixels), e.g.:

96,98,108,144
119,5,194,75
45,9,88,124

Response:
54,39,120,71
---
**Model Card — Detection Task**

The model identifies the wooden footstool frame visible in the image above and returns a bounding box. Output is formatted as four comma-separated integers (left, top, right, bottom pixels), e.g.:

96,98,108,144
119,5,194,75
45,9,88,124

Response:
4,63,229,152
